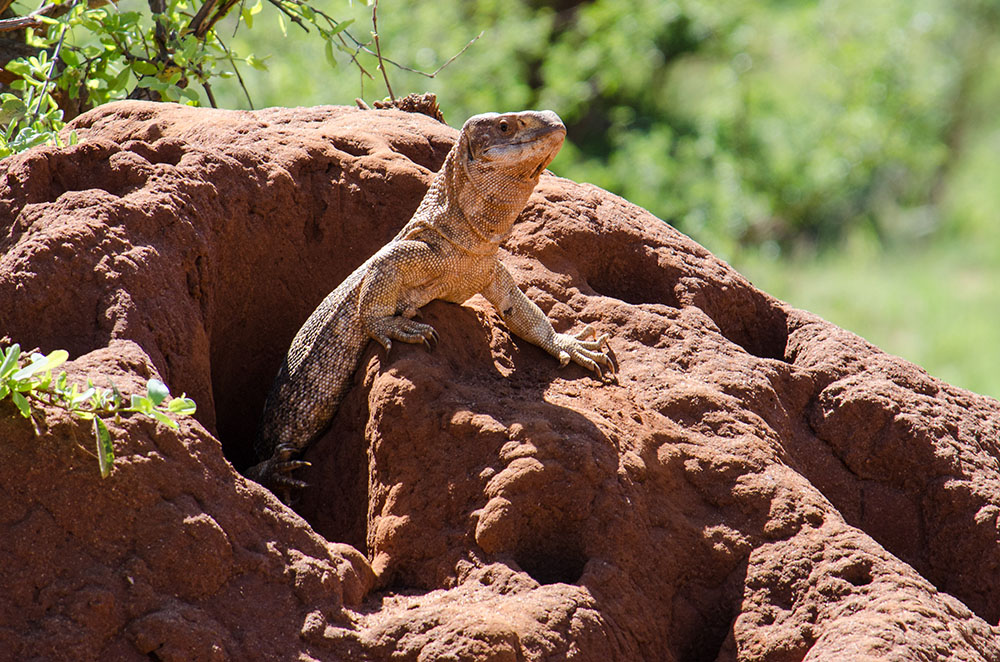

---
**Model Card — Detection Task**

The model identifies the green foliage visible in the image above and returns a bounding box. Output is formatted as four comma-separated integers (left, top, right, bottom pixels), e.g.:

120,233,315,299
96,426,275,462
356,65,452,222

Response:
0,343,197,478
0,0,364,158
212,0,1000,259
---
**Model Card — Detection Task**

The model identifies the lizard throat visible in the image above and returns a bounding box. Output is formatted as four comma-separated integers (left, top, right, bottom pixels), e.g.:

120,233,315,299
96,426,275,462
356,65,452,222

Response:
460,154,538,208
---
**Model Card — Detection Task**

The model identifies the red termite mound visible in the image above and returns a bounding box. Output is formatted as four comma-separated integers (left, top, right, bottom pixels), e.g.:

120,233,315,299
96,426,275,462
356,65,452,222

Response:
1,100,998,661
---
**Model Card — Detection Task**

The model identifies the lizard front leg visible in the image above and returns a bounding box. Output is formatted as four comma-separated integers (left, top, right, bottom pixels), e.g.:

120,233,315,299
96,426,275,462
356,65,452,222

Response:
358,241,440,354
481,261,615,380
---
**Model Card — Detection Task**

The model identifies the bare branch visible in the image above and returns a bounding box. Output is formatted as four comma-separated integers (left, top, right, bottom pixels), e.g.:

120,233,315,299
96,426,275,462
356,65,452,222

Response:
202,80,217,107
0,14,43,32
265,0,309,33
27,0,79,124
371,0,393,101
216,36,254,109
187,0,241,39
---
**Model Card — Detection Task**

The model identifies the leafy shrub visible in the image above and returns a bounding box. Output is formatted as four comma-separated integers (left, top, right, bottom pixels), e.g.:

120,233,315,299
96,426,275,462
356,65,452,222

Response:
0,344,196,477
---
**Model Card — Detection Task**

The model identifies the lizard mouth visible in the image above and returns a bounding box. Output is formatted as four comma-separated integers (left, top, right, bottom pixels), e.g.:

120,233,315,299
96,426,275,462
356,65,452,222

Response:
511,124,567,146
531,136,565,177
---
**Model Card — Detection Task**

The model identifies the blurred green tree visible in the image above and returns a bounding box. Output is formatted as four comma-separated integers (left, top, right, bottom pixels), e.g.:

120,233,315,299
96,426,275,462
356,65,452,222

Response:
213,0,999,257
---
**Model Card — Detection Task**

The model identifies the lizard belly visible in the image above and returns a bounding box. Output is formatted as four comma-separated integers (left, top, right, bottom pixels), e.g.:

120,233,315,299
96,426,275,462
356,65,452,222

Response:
398,255,495,314
397,281,449,316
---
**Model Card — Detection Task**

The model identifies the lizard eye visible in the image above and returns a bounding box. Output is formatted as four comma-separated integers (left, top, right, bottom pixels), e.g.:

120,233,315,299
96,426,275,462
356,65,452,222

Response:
498,120,510,133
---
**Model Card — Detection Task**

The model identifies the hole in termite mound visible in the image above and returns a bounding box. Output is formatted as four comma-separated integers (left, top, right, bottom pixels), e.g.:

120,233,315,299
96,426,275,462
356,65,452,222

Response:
513,528,588,586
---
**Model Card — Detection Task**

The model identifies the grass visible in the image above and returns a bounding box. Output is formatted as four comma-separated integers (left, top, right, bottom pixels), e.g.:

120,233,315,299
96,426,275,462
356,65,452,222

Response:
733,241,1000,401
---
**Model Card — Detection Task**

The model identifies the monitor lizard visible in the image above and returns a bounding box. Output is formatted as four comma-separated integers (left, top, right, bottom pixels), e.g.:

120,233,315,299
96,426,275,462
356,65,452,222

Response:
246,110,615,499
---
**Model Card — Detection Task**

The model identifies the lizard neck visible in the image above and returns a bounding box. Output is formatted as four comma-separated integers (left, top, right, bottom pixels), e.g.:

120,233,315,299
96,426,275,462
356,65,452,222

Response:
446,144,537,248
400,136,540,254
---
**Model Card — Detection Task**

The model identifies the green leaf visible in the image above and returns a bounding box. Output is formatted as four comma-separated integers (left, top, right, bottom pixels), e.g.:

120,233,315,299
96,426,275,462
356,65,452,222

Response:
246,54,269,71
0,383,8,400
70,387,96,407
11,390,30,418
162,85,182,102
147,379,170,406
324,40,337,69
165,397,196,416
181,36,200,62
118,11,141,26
242,0,262,28
94,417,113,478
131,60,158,76
109,66,130,93
5,60,30,76
78,17,101,31
0,98,27,125
60,48,80,67
0,344,20,379
277,12,287,36
42,349,68,372
130,393,153,414
11,349,68,381
149,408,178,428
327,18,354,38
55,370,68,393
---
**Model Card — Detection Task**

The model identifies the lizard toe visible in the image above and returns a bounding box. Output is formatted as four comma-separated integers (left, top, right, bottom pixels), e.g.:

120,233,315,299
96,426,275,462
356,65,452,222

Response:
276,459,312,472
273,475,310,490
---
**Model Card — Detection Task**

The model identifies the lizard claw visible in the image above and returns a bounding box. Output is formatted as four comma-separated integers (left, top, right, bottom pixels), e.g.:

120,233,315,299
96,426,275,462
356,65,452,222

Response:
421,326,439,351
367,316,439,353
552,326,617,383
245,443,311,504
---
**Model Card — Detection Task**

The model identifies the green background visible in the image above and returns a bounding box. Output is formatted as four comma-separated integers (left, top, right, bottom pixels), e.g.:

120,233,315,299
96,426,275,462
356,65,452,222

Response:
209,0,1000,399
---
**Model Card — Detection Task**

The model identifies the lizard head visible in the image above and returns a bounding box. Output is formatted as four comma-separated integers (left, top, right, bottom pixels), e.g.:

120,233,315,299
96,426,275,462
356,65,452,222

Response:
460,110,567,183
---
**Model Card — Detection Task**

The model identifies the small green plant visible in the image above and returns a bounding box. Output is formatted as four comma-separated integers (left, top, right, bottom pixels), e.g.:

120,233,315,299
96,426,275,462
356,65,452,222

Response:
0,0,362,158
0,343,196,477
0,0,474,159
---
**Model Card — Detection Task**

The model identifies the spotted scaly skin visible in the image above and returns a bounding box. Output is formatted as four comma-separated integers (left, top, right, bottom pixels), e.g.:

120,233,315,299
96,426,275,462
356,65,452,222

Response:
247,110,615,498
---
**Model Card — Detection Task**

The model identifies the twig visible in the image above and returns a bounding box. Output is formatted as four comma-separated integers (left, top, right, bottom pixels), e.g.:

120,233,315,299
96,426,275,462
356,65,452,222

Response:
265,0,309,33
216,37,254,109
148,0,169,62
338,19,481,79
187,0,241,39
232,0,246,37
0,14,43,32
202,80,217,107
421,31,482,78
269,0,471,82
336,32,373,80
0,1,74,33
27,0,76,125
186,0,220,38
371,0,393,101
